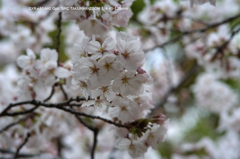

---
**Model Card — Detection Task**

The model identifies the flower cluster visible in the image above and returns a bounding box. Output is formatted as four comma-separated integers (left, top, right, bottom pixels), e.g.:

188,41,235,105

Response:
17,48,70,101
60,0,134,37
189,0,216,7
192,73,237,113
71,32,167,158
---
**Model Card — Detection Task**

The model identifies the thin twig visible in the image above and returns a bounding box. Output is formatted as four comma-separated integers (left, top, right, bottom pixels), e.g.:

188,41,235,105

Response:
56,12,68,100
44,85,55,102
5,106,38,117
28,0,51,7
0,97,85,117
92,129,98,159
76,116,99,159
144,13,240,52
51,107,129,129
60,85,68,100
56,12,62,64
0,98,129,129
56,137,63,158
14,133,31,159
149,27,240,115
0,116,30,134
0,100,37,116
0,148,40,158
149,62,201,116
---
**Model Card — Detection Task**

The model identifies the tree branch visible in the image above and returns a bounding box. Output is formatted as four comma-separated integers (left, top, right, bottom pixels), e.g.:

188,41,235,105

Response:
0,148,40,158
44,85,55,102
56,12,62,64
14,133,31,159
56,12,68,100
149,61,201,116
144,12,240,52
0,97,86,117
0,98,130,129
0,116,31,134
76,116,99,159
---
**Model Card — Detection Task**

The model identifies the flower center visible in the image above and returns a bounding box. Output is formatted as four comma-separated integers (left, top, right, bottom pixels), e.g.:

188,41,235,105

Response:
89,65,99,74
122,77,130,84
104,62,112,71
121,52,130,59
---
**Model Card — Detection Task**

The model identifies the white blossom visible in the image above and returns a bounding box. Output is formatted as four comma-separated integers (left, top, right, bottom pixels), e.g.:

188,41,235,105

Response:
115,138,148,158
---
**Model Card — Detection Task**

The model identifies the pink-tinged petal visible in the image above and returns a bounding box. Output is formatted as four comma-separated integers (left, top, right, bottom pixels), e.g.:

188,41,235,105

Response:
128,141,147,158
88,74,101,90
73,67,91,80
126,70,137,78
54,67,70,78
115,138,131,150
116,32,128,41
131,51,145,64
41,48,58,62
126,40,141,53
112,9,133,27
88,40,101,53
90,53,102,60
78,57,94,68
44,74,55,86
17,56,30,69
109,106,120,117
102,37,115,50
26,48,36,59
125,59,138,70
117,32,137,41
45,61,57,70
91,89,102,98
116,39,126,53
112,78,122,93
82,100,95,107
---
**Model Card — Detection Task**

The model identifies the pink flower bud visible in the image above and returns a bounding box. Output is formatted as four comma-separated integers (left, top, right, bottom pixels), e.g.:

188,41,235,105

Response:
152,113,166,125
137,67,146,74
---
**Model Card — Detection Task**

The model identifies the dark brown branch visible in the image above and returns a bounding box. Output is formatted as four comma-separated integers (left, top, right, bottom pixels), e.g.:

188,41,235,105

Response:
0,97,85,117
0,98,129,129
218,26,240,52
56,12,62,63
0,100,37,116
144,13,240,52
14,133,31,159
56,137,63,158
60,85,68,100
0,116,30,134
150,26,240,116
44,85,55,102
149,62,201,116
76,116,99,159
28,0,51,7
5,106,38,117
56,12,68,100
92,128,98,159
50,106,129,129
0,148,40,158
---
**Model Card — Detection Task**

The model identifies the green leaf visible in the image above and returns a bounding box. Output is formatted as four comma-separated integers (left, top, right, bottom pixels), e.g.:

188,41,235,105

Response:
131,0,145,21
